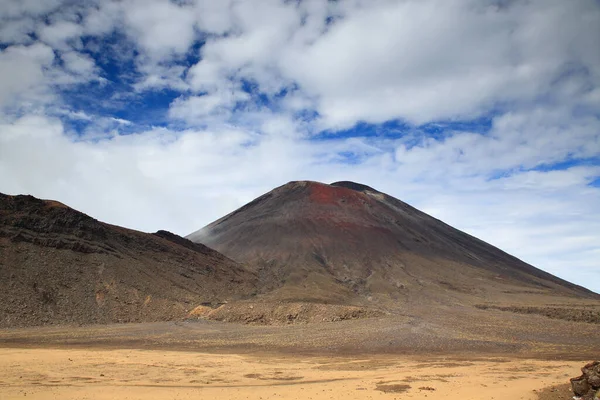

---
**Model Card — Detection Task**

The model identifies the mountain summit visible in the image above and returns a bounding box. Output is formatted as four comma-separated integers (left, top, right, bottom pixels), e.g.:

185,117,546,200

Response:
188,180,595,307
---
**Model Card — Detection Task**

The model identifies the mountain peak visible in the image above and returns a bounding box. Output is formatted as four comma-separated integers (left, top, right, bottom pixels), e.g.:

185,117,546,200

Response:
189,181,596,306
280,180,379,194
330,181,379,193
274,180,382,206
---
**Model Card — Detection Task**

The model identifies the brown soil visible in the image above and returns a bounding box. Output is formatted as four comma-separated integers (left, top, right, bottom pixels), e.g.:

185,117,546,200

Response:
535,383,573,400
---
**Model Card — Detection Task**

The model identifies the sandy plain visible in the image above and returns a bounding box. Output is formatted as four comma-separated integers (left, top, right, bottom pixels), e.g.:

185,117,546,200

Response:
2,306,598,400
0,347,584,400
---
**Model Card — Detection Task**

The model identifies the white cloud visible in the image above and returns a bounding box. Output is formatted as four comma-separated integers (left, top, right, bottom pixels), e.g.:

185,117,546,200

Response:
0,18,36,44
38,20,82,50
392,106,600,182
191,0,235,35
121,0,198,60
169,89,251,124
54,108,93,121
110,117,132,125
0,0,64,19
0,43,56,111
132,62,189,92
280,0,600,128
61,51,97,76
82,1,121,36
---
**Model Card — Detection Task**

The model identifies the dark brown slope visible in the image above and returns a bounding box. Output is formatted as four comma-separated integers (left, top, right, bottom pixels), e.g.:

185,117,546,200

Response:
188,181,596,308
0,193,256,328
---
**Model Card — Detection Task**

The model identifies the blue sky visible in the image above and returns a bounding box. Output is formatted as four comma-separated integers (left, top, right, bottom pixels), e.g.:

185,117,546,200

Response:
0,0,599,293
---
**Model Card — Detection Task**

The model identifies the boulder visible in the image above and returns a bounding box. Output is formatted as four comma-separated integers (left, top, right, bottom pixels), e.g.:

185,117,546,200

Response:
571,362,600,400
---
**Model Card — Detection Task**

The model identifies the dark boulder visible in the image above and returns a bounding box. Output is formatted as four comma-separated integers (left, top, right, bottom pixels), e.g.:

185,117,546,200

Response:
571,361,600,399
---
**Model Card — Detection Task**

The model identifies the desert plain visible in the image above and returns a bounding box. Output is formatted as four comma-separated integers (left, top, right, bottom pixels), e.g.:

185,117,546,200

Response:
1,305,598,400
0,347,586,400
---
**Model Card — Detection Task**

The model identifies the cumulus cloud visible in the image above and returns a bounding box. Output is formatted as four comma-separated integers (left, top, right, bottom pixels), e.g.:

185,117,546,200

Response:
392,107,600,181
0,0,599,292
280,0,600,127
0,0,64,19
121,0,198,60
169,89,251,124
0,43,56,111
60,51,97,76
38,20,83,50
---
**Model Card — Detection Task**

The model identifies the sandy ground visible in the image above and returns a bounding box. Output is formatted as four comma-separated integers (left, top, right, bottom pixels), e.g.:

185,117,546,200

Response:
0,347,583,400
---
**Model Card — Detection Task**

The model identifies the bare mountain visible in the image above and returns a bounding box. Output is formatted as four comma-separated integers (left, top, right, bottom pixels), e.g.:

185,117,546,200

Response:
0,193,256,328
188,181,596,309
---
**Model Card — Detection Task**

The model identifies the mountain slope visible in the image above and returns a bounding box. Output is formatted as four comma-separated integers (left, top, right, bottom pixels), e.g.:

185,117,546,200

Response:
188,180,596,307
0,193,256,328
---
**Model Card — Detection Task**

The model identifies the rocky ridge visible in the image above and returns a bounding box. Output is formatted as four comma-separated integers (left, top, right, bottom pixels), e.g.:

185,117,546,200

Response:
0,193,256,328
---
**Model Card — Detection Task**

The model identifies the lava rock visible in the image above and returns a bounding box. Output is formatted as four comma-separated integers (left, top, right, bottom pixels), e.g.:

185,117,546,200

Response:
571,361,600,399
